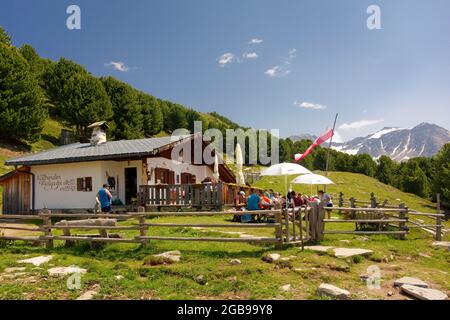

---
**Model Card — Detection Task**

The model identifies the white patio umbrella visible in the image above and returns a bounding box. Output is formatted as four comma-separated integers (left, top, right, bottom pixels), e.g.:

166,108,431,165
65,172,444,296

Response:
235,143,245,186
260,162,312,206
260,162,311,176
213,153,220,182
291,173,334,195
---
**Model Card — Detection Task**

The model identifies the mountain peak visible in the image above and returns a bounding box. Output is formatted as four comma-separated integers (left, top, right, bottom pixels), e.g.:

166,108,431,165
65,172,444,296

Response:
414,122,440,129
332,122,449,161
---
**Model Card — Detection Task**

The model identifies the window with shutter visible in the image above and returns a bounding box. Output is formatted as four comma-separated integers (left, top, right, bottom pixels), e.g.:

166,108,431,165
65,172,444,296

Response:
85,177,92,192
76,177,93,191
77,178,84,191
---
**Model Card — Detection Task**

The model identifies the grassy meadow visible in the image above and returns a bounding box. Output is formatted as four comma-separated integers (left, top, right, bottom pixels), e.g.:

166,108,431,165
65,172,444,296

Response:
0,212,448,300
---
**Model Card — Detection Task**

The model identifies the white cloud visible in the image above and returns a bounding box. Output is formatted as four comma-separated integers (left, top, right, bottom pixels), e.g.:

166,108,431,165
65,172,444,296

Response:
265,65,281,77
288,48,297,59
339,119,384,130
265,48,297,78
217,53,236,67
332,131,343,143
243,52,258,59
105,61,130,72
265,65,291,77
294,101,327,110
249,38,263,44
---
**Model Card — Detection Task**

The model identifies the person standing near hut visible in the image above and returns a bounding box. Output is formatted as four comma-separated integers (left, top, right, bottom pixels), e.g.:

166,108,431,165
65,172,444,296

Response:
96,184,113,213
318,190,333,219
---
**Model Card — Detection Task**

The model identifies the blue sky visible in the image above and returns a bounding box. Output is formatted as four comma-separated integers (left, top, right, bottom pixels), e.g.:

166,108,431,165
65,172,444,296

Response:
1,0,449,141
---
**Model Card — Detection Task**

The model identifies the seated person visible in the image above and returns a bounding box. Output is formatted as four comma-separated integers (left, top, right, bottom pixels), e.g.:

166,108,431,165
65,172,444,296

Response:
271,192,281,209
233,191,247,222
259,191,273,210
302,195,309,205
235,190,247,209
243,188,260,223
288,191,297,208
293,192,304,207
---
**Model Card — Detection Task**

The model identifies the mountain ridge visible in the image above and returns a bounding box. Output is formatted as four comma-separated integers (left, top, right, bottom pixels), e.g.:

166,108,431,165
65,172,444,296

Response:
289,122,449,161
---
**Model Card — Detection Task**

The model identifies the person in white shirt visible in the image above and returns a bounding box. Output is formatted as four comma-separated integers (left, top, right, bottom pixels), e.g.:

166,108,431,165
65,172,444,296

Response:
318,190,333,219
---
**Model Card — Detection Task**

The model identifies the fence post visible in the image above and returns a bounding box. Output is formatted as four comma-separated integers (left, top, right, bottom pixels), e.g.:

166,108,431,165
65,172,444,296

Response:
292,208,297,241
217,182,224,210
298,208,304,250
304,207,310,241
40,209,53,249
138,206,148,246
309,202,317,241
284,208,290,243
317,203,325,242
436,194,442,241
274,209,283,249
371,193,377,208
339,192,344,214
309,202,323,242
399,203,407,240
350,197,356,208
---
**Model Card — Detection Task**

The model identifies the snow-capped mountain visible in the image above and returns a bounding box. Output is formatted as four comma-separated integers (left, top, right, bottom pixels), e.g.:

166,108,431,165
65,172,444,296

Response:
288,134,317,142
332,123,450,161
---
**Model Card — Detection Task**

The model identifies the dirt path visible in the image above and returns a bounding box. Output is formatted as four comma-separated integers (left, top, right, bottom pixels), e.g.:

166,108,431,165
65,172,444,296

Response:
0,223,38,237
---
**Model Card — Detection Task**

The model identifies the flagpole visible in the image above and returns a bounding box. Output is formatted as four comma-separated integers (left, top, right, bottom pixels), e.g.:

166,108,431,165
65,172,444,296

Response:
325,113,338,184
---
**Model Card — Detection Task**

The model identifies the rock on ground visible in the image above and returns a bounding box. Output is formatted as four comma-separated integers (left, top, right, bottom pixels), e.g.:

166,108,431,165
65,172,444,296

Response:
229,259,241,265
262,253,280,263
303,246,334,253
18,255,53,266
394,277,429,288
280,284,291,292
400,285,448,300
48,266,87,277
432,241,450,249
317,283,350,300
195,275,207,285
153,250,181,263
333,248,373,259
76,290,98,300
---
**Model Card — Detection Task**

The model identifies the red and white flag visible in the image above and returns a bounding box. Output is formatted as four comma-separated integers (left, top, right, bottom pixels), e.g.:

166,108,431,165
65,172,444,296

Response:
294,129,334,162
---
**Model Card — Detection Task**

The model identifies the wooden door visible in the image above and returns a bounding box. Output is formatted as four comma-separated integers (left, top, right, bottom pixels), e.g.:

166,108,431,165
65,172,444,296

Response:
1,172,31,214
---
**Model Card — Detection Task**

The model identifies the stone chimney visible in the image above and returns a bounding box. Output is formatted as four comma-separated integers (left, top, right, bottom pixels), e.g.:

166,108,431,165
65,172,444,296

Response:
87,121,109,146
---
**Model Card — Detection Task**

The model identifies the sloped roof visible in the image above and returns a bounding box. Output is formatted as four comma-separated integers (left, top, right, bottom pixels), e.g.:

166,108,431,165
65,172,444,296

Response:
5,135,189,166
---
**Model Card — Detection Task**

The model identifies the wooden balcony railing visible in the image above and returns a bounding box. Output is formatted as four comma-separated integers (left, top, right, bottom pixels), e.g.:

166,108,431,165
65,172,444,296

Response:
138,183,264,208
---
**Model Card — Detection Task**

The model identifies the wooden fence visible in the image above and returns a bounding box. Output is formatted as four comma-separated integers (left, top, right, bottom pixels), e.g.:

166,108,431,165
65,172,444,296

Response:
334,192,447,240
0,209,287,248
0,197,445,249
